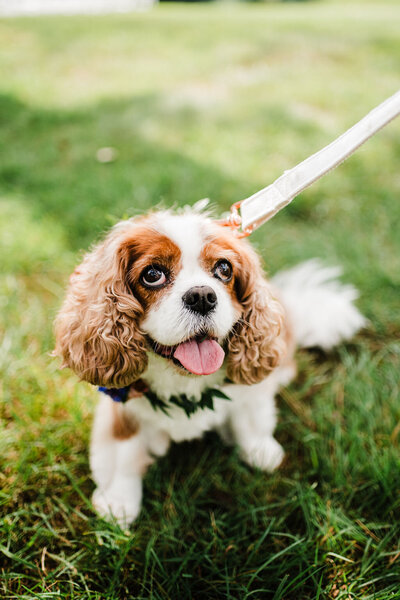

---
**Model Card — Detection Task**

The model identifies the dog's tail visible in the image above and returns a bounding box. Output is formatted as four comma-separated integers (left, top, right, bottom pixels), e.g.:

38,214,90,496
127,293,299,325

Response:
272,260,367,350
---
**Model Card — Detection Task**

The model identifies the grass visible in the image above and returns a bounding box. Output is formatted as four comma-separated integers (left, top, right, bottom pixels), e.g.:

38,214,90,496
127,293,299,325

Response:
1,2,400,598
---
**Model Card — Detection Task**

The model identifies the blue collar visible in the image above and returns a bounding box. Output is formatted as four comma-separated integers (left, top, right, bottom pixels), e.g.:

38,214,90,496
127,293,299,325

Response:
98,381,231,417
98,386,130,403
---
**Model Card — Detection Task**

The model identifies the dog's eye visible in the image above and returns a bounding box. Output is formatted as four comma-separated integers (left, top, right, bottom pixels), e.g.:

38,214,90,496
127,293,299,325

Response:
213,260,233,282
140,265,168,288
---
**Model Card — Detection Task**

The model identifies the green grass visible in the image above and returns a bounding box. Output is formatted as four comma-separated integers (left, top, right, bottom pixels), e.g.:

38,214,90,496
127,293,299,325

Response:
1,2,400,598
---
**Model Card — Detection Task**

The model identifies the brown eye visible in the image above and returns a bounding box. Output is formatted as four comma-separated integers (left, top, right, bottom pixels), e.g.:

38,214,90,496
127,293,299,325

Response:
140,265,168,288
213,259,232,282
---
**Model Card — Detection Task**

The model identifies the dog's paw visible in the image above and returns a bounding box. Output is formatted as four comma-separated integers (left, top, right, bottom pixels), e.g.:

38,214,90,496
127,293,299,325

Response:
147,430,170,457
240,436,285,472
92,482,142,528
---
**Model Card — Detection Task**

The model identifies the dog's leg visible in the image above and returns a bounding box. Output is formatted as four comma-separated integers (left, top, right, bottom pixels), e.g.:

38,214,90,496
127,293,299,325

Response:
90,396,152,527
91,434,150,528
227,366,294,472
90,395,119,490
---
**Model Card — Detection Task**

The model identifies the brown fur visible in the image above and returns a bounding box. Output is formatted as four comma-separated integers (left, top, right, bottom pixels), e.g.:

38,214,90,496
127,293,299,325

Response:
54,218,167,387
124,231,181,308
200,234,243,315
218,232,289,385
112,402,139,440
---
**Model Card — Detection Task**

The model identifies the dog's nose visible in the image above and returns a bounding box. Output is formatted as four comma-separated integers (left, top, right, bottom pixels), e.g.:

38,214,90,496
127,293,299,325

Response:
182,286,217,316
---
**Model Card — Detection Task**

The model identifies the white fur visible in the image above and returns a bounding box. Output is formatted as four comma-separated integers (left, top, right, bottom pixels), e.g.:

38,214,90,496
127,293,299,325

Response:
272,260,367,350
90,224,365,527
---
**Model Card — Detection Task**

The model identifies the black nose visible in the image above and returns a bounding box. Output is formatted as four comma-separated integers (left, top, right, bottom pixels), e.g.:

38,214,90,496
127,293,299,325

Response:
182,286,217,316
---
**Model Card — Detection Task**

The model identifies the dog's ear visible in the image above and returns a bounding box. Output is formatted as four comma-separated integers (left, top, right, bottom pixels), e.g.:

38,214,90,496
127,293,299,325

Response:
54,222,148,387
226,243,287,385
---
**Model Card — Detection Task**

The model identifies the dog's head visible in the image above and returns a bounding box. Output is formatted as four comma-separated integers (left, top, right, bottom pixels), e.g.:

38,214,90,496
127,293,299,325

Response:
54,209,286,387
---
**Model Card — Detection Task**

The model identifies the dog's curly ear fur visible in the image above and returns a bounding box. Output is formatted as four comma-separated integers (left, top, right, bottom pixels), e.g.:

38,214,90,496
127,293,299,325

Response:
226,243,287,385
54,222,148,387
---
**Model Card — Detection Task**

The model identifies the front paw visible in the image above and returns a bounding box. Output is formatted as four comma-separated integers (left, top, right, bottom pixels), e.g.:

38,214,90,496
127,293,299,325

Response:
92,482,142,528
240,436,284,472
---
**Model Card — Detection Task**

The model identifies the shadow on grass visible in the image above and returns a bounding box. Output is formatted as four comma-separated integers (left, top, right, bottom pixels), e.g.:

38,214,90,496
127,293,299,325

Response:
0,92,251,253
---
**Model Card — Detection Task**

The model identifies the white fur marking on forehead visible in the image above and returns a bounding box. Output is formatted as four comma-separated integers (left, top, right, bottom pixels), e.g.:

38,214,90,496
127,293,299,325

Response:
155,213,206,263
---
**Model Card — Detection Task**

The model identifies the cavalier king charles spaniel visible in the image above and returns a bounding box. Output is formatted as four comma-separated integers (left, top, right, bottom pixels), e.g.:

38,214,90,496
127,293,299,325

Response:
54,206,365,527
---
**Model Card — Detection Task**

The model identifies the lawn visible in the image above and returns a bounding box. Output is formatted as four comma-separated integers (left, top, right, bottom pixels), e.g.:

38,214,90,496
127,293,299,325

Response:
1,2,400,598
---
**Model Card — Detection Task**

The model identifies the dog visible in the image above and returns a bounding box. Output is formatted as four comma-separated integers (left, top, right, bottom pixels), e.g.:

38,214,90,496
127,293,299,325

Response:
54,206,365,527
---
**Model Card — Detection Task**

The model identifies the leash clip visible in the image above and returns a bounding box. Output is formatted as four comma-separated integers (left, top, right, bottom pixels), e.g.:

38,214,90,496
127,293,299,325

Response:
218,201,254,238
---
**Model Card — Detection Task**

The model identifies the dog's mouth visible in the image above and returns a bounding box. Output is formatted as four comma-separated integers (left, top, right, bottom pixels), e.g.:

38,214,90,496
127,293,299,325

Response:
148,335,225,376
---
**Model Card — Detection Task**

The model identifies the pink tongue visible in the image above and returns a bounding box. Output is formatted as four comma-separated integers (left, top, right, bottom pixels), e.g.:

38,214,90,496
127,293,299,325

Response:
173,339,225,375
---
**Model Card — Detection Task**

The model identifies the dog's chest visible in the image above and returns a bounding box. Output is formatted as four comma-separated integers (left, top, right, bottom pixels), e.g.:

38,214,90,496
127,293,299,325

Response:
127,395,231,442
125,353,230,442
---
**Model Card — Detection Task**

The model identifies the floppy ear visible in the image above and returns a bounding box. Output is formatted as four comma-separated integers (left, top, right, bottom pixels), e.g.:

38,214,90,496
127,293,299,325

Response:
54,222,148,387
226,243,287,385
